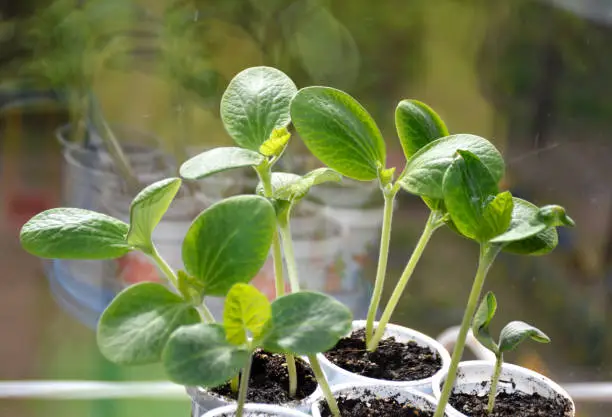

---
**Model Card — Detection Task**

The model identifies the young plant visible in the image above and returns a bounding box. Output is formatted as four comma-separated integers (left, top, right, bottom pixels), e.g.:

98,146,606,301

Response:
472,291,551,414
163,283,351,417
179,66,342,396
290,87,505,350
432,150,575,417
20,178,276,367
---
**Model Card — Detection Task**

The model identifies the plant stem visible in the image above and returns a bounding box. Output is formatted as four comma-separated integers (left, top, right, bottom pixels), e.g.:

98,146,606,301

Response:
230,375,239,394
367,211,442,351
365,188,397,344
279,210,301,293
150,246,179,289
236,354,253,417
256,165,298,397
433,244,500,417
307,355,340,417
487,354,503,414
197,303,215,323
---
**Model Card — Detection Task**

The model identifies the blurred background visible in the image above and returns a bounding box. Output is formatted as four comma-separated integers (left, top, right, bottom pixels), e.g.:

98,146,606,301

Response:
0,0,611,415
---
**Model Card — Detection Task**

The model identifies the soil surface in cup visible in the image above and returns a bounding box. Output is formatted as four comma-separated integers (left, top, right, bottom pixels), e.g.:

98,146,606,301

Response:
320,392,437,417
212,350,317,404
324,328,442,381
450,391,573,417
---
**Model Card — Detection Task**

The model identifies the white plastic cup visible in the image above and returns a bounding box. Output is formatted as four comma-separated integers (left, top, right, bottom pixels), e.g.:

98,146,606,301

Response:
310,382,456,417
201,403,311,417
431,360,576,416
316,320,451,393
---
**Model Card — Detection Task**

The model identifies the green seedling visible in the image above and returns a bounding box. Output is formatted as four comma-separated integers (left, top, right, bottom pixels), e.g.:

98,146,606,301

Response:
179,66,342,396
290,86,505,350
163,283,351,417
20,178,276,366
432,150,574,417
472,292,551,414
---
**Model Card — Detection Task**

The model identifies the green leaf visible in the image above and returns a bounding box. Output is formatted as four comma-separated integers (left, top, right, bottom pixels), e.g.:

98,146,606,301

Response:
182,195,276,296
162,323,247,387
223,284,271,345
395,99,449,159
179,147,265,180
471,292,499,354
480,191,514,242
221,66,297,151
290,86,386,181
537,205,576,228
263,291,352,355
442,150,499,242
259,127,291,157
97,283,200,365
20,208,131,260
127,178,182,252
256,172,302,197
256,169,342,202
400,134,504,199
499,321,551,353
177,270,205,306
491,198,561,256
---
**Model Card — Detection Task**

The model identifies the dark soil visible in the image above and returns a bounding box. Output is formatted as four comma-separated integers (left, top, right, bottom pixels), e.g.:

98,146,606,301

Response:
211,350,317,404
320,392,439,417
324,328,442,381
450,391,573,417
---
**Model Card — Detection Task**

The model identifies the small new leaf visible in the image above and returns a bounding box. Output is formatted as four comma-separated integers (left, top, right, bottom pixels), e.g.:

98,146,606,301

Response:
395,99,449,159
182,195,276,296
442,150,499,242
263,291,352,355
537,205,576,228
221,66,297,151
472,292,499,354
277,168,342,201
499,321,551,353
223,284,271,345
400,134,504,199
97,283,200,365
290,86,386,181
180,147,265,180
481,191,514,242
177,270,205,306
127,178,182,252
162,323,248,387
259,127,291,157
20,208,131,260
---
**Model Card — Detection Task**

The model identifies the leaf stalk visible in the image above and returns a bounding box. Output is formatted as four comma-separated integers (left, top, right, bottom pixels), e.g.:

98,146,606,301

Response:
487,354,503,414
308,355,341,417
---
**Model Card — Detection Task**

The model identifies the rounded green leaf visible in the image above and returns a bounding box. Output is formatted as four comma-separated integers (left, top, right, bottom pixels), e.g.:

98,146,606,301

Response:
180,147,265,180
224,284,271,345
221,66,298,151
400,134,504,199
491,198,560,256
97,282,200,365
395,99,449,159
127,178,182,252
499,321,550,353
290,86,386,181
163,323,247,387
472,291,498,354
262,291,352,355
442,150,499,242
182,195,276,296
20,208,131,260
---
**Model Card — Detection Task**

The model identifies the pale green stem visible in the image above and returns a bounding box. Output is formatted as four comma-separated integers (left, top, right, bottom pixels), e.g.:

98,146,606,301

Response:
236,353,253,417
308,355,341,417
365,188,397,344
487,354,503,414
433,244,500,417
278,210,300,293
256,165,298,397
197,303,215,323
150,246,179,289
368,211,442,351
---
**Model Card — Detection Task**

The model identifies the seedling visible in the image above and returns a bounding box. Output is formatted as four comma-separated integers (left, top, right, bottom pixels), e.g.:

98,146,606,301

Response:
472,291,551,414
179,66,342,396
431,150,575,417
20,179,276,365
163,283,351,417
